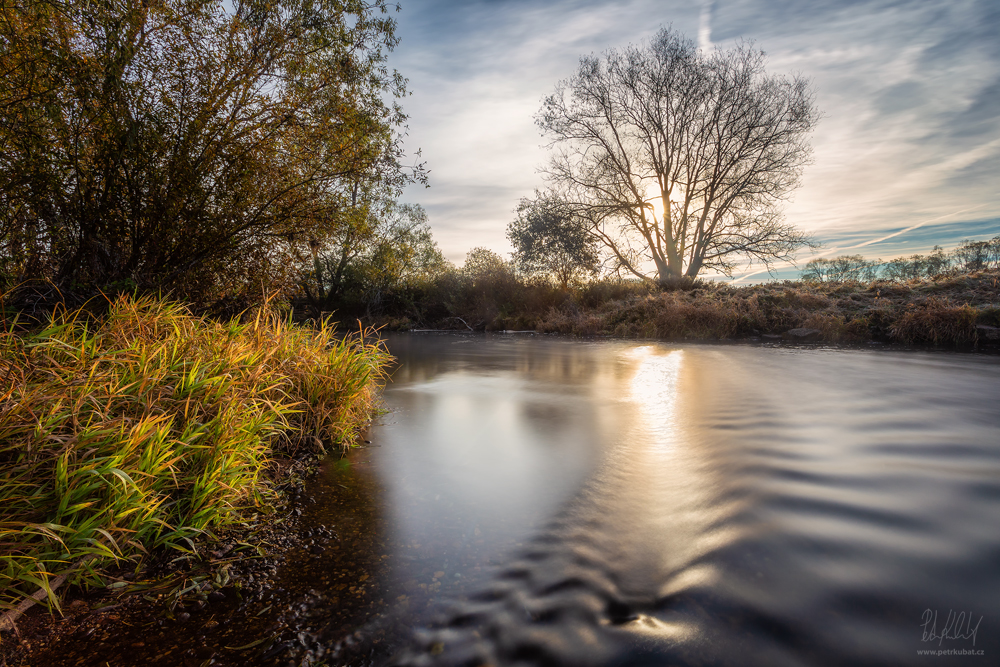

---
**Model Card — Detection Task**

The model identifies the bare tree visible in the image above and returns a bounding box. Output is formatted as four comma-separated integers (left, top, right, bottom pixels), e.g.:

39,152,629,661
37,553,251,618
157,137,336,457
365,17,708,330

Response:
537,27,819,286
801,255,881,283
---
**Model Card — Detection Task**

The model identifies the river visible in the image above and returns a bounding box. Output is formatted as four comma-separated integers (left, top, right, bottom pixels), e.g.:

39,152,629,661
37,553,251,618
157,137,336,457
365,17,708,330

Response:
18,333,997,666
353,333,1000,667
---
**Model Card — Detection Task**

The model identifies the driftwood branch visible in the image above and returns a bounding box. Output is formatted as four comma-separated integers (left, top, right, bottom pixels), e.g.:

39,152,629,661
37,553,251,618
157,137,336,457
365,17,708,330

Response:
0,555,97,633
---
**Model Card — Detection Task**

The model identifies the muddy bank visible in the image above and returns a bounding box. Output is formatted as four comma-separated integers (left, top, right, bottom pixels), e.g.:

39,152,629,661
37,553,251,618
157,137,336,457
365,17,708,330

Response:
0,449,411,667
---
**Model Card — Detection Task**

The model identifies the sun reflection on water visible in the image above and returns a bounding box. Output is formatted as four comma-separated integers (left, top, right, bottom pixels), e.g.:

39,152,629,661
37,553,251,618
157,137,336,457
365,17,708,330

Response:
628,346,684,447
614,346,733,647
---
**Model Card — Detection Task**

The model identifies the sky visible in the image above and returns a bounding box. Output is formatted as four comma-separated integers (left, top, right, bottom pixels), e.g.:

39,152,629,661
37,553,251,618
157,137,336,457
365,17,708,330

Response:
388,0,1000,281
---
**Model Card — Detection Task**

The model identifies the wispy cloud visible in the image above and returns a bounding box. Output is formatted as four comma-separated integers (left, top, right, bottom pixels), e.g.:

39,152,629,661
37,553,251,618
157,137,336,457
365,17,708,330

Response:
392,0,1000,266
699,0,715,51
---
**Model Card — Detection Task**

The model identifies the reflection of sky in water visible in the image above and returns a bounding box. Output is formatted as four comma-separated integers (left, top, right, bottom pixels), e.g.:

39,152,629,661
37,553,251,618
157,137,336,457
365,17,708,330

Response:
375,335,1000,666
396,374,584,512
373,364,604,555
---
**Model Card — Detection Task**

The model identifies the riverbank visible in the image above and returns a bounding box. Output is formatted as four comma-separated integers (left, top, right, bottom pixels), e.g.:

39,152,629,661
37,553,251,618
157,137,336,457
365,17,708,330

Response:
0,295,391,662
4,276,998,663
0,451,405,667
370,270,1000,349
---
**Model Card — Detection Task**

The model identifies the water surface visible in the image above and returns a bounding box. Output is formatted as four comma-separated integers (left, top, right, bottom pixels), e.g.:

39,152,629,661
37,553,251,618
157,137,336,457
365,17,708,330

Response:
365,334,1000,667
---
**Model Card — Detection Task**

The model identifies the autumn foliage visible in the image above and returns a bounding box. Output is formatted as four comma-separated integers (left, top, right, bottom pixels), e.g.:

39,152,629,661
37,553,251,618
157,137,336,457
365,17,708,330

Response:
0,0,421,308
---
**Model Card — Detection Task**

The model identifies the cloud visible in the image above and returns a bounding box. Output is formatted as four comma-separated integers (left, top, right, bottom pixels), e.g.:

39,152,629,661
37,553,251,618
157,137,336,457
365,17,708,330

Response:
390,0,1000,267
698,0,716,50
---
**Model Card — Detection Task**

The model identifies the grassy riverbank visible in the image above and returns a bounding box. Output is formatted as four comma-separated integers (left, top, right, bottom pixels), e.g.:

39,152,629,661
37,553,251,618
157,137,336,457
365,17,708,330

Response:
0,295,390,618
367,269,1000,348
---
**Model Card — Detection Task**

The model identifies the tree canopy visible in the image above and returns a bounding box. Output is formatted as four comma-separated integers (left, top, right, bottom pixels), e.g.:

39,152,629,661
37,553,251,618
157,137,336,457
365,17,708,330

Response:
0,0,423,306
309,201,447,311
507,191,600,288
537,27,818,286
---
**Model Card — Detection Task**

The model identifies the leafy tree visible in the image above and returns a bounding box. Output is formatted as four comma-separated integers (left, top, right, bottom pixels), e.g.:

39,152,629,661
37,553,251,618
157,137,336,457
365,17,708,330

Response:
952,237,1000,272
537,27,818,286
310,202,447,310
924,245,952,276
456,247,518,325
875,246,953,281
462,247,512,282
882,256,928,282
507,192,600,288
0,0,423,305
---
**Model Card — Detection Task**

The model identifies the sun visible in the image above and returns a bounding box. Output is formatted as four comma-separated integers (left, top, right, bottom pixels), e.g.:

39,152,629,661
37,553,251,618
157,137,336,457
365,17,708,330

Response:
645,191,667,223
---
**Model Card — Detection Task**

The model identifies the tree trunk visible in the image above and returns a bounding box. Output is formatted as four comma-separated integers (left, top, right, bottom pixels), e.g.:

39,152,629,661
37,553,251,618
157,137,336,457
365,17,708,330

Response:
684,255,703,279
310,245,325,301
655,254,684,288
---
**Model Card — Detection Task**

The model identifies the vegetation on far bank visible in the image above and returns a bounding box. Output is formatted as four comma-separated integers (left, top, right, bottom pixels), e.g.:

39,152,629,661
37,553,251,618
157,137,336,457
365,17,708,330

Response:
317,239,1000,349
0,295,390,615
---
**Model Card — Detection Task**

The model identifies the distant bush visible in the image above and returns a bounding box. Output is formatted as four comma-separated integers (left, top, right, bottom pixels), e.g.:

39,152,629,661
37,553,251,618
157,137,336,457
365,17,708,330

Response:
801,255,881,282
801,236,1000,283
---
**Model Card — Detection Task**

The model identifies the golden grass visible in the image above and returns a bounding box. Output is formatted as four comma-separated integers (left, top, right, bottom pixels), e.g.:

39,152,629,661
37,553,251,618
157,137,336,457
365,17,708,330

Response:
0,295,390,612
520,271,1000,346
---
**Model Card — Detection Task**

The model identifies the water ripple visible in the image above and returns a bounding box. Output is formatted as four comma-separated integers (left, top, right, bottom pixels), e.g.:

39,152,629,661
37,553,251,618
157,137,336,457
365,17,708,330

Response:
370,336,1000,666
